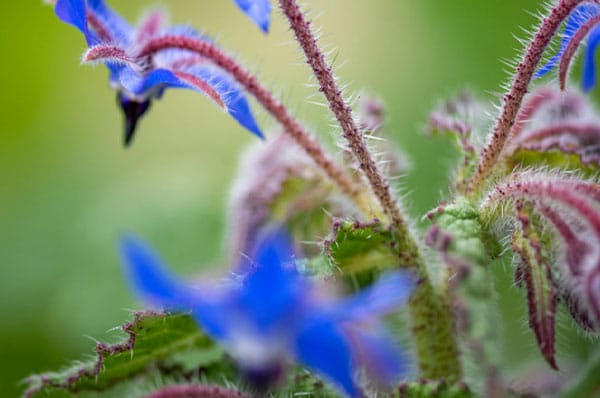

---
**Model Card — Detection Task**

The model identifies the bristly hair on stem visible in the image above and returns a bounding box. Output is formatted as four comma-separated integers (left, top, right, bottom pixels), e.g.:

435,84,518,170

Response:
468,0,593,194
275,0,466,383
136,36,378,218
277,0,409,233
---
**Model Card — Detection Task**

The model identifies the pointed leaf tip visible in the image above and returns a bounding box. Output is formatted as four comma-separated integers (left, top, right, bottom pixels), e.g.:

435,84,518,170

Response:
234,0,272,33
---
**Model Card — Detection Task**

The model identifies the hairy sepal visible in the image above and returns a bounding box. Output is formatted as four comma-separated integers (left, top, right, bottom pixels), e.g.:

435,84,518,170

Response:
512,205,559,370
482,173,600,333
504,88,600,170
227,134,335,262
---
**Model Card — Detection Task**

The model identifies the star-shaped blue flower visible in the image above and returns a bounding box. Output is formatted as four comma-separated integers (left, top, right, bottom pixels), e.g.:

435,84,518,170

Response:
120,228,414,397
52,0,264,145
537,3,600,92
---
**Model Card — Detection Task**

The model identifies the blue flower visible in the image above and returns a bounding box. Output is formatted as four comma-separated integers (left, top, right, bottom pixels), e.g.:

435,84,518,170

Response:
119,228,414,397
52,0,264,145
536,3,600,92
234,0,272,33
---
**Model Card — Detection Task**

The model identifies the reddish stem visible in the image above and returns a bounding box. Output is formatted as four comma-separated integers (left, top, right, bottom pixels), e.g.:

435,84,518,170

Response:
143,385,250,398
138,37,372,215
277,0,407,230
469,0,588,193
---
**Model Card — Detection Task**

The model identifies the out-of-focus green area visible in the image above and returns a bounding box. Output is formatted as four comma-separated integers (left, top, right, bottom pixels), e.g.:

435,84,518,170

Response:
2,0,588,396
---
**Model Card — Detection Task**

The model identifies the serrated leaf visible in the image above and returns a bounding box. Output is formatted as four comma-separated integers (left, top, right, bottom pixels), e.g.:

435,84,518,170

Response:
325,219,399,286
25,312,225,397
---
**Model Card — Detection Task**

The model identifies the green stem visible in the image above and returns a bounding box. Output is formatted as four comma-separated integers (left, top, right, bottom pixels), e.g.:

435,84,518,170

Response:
410,270,462,381
278,0,462,381
397,236,462,382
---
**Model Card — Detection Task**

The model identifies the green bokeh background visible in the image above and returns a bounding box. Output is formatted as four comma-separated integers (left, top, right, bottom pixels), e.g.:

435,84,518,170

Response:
2,0,588,396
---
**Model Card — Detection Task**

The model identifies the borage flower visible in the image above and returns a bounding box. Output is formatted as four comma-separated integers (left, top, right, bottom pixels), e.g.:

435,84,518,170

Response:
120,228,414,397
536,3,600,92
52,0,264,145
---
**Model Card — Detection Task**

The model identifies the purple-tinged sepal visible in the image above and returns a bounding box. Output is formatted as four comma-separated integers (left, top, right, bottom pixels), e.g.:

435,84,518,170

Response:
234,0,272,33
511,203,559,370
482,172,600,335
504,87,600,168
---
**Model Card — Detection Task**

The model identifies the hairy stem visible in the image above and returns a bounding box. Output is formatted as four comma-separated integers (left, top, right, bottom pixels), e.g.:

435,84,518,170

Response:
278,0,461,382
278,0,407,230
469,0,586,193
408,273,463,382
139,37,377,218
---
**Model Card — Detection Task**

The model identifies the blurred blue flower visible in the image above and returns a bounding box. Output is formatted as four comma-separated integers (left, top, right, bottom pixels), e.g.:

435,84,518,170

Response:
120,228,414,397
52,0,264,145
234,0,272,33
536,3,600,92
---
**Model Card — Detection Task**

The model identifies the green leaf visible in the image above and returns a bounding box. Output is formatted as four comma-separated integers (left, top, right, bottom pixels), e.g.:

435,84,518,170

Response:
561,347,600,398
324,219,399,287
24,311,226,397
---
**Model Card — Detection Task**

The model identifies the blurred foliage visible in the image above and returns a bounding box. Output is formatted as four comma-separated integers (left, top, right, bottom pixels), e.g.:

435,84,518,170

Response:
2,0,595,396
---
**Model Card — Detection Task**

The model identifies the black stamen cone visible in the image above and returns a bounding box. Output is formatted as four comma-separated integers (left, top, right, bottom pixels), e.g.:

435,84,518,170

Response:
241,363,284,394
118,93,151,147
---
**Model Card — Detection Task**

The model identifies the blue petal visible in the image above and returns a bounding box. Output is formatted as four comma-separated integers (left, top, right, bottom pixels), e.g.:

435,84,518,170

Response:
334,272,414,322
119,67,188,97
118,66,264,139
237,228,303,331
536,4,600,78
192,66,265,139
191,298,235,341
55,0,87,34
87,0,132,44
351,328,411,388
250,226,296,270
583,25,600,91
234,0,272,33
119,235,190,309
295,318,359,397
